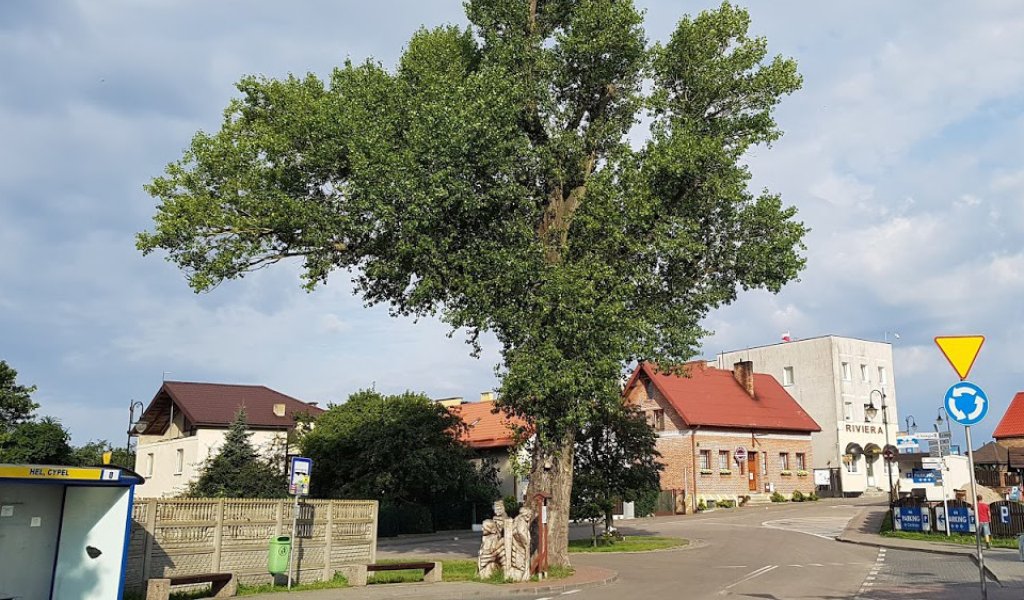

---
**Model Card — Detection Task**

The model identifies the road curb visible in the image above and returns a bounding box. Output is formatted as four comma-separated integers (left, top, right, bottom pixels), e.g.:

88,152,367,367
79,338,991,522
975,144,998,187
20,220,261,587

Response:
835,534,975,556
501,568,619,596
967,552,1005,585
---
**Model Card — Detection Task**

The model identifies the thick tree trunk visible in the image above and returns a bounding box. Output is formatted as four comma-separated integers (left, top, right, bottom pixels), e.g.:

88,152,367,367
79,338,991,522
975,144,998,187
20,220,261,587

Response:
526,430,575,568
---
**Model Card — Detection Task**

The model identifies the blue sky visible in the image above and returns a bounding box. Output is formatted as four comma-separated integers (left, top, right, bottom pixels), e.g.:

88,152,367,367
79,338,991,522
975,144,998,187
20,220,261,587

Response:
2,1,1023,451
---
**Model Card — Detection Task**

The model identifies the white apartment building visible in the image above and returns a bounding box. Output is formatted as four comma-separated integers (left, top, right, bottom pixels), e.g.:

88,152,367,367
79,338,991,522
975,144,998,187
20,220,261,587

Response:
717,335,899,495
131,381,323,497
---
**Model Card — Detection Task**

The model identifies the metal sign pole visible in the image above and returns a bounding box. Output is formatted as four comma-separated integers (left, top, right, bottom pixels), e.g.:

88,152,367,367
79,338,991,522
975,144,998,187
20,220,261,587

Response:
940,467,950,536
288,492,299,590
965,425,986,599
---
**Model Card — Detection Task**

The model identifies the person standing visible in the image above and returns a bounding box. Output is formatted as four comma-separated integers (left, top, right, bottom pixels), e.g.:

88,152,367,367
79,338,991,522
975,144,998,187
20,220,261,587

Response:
976,494,991,549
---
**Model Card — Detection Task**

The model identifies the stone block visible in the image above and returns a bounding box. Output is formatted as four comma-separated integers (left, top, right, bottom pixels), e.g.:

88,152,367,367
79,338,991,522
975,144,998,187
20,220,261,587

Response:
338,565,368,586
146,578,171,600
424,561,443,583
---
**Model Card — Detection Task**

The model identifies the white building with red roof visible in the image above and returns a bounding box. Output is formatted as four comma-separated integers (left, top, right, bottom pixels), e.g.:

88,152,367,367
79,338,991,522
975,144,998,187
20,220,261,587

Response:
445,393,527,499
131,381,323,497
624,361,820,511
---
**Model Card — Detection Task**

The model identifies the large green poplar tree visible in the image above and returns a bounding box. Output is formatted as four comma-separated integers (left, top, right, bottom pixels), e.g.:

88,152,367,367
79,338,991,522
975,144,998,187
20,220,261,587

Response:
139,1,805,565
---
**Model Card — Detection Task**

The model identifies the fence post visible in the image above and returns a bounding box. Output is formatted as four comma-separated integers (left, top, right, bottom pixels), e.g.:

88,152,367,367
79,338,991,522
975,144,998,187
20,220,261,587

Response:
370,501,378,565
276,499,284,535
212,499,225,571
324,501,334,580
142,498,158,580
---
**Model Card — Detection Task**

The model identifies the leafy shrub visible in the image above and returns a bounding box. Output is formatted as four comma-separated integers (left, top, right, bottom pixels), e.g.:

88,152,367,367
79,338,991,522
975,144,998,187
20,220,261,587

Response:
770,491,787,503
718,499,735,508
739,495,751,506
378,502,434,536
503,496,521,519
697,499,707,511
791,490,804,502
634,488,660,518
808,491,819,501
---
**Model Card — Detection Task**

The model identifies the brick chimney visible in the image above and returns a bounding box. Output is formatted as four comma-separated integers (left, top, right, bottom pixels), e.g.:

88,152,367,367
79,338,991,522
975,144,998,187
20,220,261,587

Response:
733,361,755,398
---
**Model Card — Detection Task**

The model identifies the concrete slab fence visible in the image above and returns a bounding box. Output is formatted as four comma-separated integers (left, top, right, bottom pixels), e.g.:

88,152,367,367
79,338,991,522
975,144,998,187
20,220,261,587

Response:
124,498,378,594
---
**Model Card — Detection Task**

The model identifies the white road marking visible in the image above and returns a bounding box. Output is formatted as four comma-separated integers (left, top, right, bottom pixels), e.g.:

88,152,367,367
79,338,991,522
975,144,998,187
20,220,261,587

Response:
561,591,581,596
715,565,749,569
722,565,779,591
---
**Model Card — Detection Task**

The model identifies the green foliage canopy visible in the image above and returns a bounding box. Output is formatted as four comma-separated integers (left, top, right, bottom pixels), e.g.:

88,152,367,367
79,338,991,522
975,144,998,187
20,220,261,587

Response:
0,360,39,432
139,0,805,561
571,403,663,537
139,1,804,440
300,389,498,508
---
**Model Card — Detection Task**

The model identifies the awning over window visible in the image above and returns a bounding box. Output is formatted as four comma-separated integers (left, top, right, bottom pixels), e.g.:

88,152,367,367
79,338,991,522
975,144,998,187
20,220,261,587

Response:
864,443,882,456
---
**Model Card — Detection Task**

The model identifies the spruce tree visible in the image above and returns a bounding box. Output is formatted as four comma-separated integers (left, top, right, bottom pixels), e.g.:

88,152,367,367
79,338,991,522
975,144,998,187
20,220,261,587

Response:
189,408,287,498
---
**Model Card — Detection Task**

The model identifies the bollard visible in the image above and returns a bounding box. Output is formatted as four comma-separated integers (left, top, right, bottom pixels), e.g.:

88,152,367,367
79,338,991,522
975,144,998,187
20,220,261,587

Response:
1018,534,1024,562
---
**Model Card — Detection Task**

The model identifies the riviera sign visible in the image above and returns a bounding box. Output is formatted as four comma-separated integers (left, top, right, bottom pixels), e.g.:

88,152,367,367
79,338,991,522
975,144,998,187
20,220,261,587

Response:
844,424,885,435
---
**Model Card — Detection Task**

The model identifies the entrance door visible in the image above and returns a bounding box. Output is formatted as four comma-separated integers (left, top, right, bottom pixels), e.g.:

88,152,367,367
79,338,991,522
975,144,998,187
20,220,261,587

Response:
748,452,758,491
866,456,876,487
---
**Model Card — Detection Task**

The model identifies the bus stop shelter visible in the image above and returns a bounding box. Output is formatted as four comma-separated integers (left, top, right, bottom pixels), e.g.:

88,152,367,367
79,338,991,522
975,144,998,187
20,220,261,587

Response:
0,464,144,600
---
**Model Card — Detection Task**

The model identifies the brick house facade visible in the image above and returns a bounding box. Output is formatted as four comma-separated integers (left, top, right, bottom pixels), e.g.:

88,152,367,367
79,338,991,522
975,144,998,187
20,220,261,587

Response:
624,361,820,510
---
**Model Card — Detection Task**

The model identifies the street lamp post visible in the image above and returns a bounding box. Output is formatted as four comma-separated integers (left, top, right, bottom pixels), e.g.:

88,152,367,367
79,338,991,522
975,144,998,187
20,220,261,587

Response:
865,389,894,505
127,400,145,451
936,408,953,455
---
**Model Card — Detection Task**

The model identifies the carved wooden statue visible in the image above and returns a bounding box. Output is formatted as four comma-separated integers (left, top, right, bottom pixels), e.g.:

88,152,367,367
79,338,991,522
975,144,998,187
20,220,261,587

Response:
477,500,508,579
506,506,534,582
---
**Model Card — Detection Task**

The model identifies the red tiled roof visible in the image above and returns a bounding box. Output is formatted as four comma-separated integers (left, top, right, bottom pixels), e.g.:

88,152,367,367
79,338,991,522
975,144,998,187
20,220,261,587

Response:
993,392,1024,439
138,381,324,434
450,400,526,449
625,362,821,433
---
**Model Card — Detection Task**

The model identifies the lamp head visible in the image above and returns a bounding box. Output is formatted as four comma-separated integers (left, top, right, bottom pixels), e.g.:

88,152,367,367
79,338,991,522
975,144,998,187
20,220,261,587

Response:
864,402,879,420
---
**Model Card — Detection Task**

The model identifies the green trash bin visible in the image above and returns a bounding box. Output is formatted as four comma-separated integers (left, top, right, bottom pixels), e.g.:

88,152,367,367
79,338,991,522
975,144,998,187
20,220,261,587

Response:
268,535,292,575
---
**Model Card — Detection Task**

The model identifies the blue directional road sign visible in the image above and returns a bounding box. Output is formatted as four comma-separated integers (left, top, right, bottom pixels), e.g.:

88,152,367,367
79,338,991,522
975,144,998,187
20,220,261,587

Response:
944,381,988,426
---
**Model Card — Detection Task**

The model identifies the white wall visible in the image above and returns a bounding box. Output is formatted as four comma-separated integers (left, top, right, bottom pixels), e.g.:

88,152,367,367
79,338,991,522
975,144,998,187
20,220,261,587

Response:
53,486,132,600
136,428,289,498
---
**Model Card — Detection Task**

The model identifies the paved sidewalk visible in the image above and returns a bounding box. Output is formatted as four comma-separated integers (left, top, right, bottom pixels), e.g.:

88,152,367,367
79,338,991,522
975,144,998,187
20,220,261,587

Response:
242,565,617,600
837,504,1024,588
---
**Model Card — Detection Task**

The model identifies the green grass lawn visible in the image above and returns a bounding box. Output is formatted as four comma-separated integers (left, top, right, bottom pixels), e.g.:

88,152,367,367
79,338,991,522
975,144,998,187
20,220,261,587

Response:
879,512,1019,549
568,536,688,553
369,558,573,584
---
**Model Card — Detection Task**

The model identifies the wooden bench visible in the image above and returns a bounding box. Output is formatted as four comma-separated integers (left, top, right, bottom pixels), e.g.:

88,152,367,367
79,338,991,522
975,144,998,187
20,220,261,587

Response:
146,572,237,599
367,561,443,583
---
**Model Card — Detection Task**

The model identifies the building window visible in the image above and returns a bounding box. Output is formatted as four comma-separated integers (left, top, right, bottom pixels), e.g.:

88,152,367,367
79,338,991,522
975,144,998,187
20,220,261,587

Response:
783,366,794,386
796,453,806,471
841,362,851,381
719,450,730,470
146,453,154,478
644,379,655,400
175,449,184,475
860,364,869,382
699,449,711,471
648,409,665,431
846,456,858,473
779,452,790,470
844,402,854,421
878,366,888,385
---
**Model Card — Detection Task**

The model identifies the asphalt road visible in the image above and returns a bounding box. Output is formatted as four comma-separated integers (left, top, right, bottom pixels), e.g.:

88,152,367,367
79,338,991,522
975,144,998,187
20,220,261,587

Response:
379,498,1011,599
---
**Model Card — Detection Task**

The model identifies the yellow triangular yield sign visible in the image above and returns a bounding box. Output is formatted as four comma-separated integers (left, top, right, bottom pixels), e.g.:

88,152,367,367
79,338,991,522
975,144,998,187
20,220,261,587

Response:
934,335,985,380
